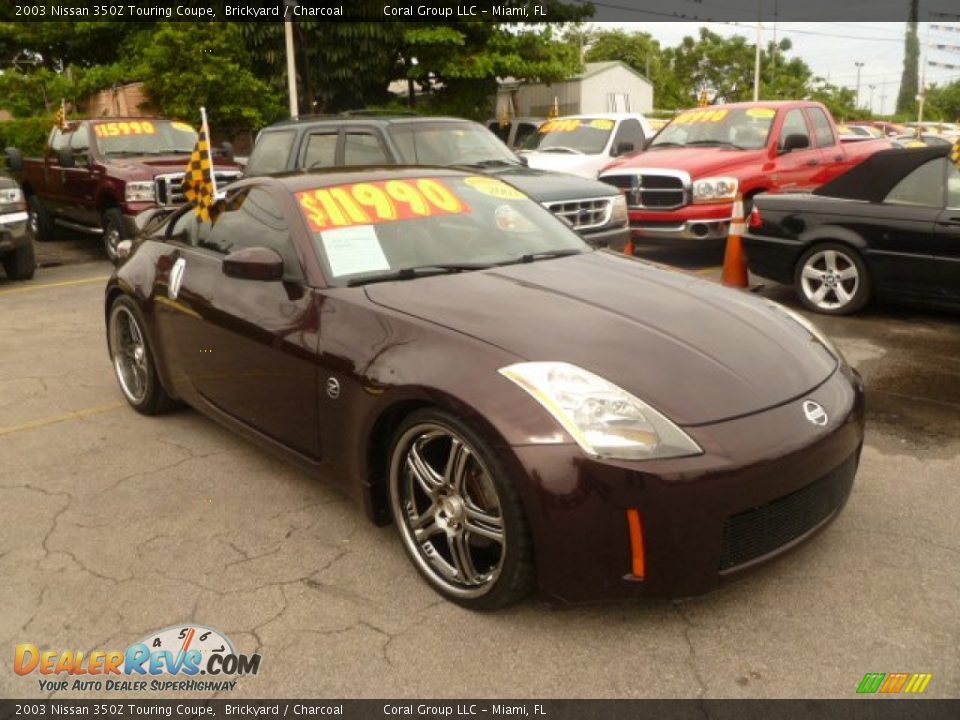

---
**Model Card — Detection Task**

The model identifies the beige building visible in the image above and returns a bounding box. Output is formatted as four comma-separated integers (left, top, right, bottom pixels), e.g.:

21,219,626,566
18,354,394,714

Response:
496,61,654,120
81,82,151,117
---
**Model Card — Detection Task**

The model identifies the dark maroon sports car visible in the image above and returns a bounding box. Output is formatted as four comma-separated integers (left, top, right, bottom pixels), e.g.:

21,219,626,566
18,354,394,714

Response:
105,167,865,609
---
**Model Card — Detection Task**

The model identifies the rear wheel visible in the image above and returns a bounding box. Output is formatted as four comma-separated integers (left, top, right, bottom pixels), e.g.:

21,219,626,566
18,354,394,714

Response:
795,243,871,315
27,195,55,242
2,241,36,280
388,409,535,610
107,297,177,415
101,208,124,264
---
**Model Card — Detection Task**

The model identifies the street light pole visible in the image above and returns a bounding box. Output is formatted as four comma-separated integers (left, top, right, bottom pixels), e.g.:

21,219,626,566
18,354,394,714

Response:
753,0,762,101
284,0,299,119
854,61,865,108
868,84,876,114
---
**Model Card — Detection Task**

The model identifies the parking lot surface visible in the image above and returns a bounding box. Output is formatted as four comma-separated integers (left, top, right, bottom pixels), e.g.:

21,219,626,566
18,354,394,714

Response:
2,251,958,699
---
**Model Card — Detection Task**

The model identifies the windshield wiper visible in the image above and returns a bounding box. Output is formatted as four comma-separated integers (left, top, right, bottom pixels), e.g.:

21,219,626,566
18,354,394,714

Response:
458,158,523,168
347,262,493,287
647,142,683,149
509,249,585,264
538,146,586,155
685,140,747,150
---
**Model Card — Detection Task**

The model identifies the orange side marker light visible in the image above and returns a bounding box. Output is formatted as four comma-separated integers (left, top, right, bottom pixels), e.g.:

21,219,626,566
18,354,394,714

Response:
626,509,646,579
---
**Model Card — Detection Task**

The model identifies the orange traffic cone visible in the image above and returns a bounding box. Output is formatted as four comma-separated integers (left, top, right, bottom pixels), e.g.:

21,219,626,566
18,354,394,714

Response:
623,237,635,256
722,194,749,288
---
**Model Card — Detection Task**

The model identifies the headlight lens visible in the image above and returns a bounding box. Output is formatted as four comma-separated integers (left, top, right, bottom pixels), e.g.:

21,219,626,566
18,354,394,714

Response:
499,362,702,460
764,300,845,362
125,181,156,203
0,187,23,205
692,176,738,204
609,194,628,226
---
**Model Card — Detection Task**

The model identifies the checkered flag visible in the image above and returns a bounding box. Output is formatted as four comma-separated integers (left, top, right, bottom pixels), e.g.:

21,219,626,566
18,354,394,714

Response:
951,136,960,170
54,98,67,129
181,107,221,223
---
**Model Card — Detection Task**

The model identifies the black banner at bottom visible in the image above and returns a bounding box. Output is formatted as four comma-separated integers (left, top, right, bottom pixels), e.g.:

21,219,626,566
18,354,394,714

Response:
1,700,958,720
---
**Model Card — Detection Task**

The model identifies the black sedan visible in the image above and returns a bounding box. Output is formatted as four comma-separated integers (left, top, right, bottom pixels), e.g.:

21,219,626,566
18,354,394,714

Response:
744,145,960,314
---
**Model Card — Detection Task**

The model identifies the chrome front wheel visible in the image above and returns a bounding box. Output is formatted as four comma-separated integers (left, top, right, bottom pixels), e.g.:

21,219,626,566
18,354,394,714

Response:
107,298,178,415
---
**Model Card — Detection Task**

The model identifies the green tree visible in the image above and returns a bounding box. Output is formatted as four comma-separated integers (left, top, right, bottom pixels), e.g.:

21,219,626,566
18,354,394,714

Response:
896,1,920,116
924,81,960,122
581,29,682,108
809,81,861,121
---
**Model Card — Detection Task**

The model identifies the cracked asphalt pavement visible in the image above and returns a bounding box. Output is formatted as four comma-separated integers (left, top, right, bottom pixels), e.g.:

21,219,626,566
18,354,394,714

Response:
1,255,958,699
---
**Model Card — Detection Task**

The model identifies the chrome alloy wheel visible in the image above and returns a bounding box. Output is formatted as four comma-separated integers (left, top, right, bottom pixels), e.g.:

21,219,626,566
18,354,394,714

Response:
800,249,860,311
390,424,506,598
27,208,39,236
109,305,149,404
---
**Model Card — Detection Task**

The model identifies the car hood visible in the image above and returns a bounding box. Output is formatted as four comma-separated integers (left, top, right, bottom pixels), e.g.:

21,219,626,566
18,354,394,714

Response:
477,165,619,202
364,252,837,426
520,151,606,180
601,146,768,179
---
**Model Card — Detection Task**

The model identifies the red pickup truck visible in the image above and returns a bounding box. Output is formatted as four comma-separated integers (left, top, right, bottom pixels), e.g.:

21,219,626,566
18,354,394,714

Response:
599,101,890,244
6,118,242,262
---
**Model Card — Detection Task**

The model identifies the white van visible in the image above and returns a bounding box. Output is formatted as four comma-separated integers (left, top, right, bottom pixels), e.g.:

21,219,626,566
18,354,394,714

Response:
519,114,653,179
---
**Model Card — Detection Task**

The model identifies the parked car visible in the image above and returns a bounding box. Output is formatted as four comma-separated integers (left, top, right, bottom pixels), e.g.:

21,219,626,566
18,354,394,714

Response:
891,133,953,149
486,117,544,150
851,120,906,137
518,113,653,179
836,123,884,142
0,174,34,280
106,167,864,608
599,101,889,244
243,114,629,250
6,118,242,262
743,145,960,315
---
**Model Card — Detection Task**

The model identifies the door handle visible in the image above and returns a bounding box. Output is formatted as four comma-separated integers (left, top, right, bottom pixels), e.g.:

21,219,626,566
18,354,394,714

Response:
806,159,819,166
833,154,843,162
169,258,186,299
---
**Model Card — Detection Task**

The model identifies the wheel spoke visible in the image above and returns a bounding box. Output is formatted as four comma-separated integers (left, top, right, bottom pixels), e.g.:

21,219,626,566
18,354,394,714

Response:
445,439,471,493
811,285,829,305
414,517,442,543
448,532,481,585
406,442,444,498
824,250,838,272
802,265,823,281
835,284,853,304
464,506,504,544
837,267,858,281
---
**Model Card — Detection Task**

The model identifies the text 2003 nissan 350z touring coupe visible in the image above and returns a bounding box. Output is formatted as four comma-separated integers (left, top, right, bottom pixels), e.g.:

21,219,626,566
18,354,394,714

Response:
105,167,864,609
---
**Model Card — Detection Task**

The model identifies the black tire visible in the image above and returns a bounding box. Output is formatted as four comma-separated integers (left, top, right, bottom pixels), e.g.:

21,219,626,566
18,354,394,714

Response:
388,408,535,610
101,207,125,264
2,240,36,280
107,296,178,415
794,242,871,315
27,195,55,242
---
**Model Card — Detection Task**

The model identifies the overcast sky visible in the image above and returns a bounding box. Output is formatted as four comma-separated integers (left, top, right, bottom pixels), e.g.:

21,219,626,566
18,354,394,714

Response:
587,22,960,116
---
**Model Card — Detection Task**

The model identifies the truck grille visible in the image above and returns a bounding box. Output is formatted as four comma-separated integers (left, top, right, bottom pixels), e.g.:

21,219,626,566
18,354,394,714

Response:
155,171,242,207
600,172,688,210
542,198,612,231
719,454,858,571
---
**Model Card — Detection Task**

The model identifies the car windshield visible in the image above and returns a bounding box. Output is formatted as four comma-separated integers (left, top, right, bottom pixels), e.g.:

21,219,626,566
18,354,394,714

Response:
388,121,520,167
521,118,615,154
296,175,589,286
93,120,198,156
650,107,775,150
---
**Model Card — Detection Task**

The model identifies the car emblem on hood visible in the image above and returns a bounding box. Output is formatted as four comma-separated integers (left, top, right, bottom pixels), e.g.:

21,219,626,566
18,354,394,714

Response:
803,400,828,426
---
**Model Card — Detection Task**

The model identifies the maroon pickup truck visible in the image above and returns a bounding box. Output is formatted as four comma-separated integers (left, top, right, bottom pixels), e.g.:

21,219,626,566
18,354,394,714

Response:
6,118,242,262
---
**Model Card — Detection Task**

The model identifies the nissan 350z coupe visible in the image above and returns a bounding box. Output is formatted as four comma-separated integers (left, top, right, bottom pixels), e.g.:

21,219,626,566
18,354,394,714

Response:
105,167,865,609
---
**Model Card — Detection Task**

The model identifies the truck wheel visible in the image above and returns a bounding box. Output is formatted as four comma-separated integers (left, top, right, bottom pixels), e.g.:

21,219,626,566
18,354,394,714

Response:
2,241,36,280
101,208,125,264
27,195,55,242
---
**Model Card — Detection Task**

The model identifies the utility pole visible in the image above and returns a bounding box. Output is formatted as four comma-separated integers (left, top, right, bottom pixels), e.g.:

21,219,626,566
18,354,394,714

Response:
854,62,865,107
284,0,299,118
868,84,876,114
753,0,762,101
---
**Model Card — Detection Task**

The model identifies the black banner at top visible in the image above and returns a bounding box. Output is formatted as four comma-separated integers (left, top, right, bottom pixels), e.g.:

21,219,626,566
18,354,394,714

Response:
4,0,960,23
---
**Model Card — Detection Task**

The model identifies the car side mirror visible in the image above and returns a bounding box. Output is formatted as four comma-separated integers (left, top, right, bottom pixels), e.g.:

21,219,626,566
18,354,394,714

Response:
220,141,235,162
58,146,76,168
516,154,529,167
613,141,635,157
780,134,810,154
222,247,284,281
4,147,23,173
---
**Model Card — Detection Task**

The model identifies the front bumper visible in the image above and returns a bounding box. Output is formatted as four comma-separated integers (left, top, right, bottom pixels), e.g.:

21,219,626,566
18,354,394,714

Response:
506,364,865,603
581,223,631,252
0,210,30,255
629,203,734,242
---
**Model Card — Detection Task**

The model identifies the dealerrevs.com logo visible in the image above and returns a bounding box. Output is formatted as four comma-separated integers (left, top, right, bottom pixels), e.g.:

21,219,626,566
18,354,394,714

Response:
14,624,261,693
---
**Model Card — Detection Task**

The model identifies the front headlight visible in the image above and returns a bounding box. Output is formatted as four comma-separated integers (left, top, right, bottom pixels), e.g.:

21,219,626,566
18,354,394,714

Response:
609,194,628,226
764,300,845,362
125,181,156,203
692,176,738,204
499,362,702,460
0,187,24,206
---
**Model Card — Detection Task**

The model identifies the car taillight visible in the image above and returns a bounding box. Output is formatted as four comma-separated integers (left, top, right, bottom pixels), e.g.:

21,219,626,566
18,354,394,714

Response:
748,206,762,230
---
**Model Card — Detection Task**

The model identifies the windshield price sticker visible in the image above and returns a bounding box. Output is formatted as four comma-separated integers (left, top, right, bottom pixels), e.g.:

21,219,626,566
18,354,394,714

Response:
589,119,615,130
540,119,582,133
746,108,777,119
94,121,157,137
296,178,468,233
673,109,730,125
464,176,526,200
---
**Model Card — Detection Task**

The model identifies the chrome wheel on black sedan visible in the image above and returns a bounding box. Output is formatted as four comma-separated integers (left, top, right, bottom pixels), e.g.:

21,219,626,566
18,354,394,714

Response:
107,297,178,415
389,410,534,610
795,243,871,315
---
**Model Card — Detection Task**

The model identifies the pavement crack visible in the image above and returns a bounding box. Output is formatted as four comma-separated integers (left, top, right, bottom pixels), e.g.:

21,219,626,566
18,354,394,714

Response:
672,601,708,699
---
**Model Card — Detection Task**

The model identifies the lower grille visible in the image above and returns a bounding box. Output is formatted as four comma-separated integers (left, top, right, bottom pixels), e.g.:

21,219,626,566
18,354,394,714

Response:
543,198,612,231
155,171,242,207
719,454,858,571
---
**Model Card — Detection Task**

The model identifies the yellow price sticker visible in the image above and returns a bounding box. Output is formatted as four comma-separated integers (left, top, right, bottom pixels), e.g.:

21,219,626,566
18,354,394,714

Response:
674,109,729,125
464,176,526,200
94,121,157,138
540,119,582,133
745,108,777,119
589,119,615,130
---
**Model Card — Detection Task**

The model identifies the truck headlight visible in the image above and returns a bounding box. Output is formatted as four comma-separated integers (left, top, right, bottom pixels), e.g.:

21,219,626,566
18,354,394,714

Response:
609,194,628,226
125,182,156,203
0,187,24,207
499,362,703,460
692,176,738,204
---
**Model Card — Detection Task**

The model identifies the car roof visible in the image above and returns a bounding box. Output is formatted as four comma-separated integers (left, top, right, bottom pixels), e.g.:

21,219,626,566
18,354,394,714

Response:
814,145,949,203
249,165,476,192
547,113,647,120
263,115,474,130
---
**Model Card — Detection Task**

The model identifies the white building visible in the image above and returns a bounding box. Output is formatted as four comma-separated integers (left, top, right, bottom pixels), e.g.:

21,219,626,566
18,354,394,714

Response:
495,61,654,120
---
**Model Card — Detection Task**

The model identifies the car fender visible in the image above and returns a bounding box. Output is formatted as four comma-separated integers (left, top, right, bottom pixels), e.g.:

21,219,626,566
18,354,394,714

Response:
798,224,868,253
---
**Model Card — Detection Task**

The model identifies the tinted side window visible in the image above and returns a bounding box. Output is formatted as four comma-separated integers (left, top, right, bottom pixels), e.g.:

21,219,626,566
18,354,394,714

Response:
303,132,338,169
885,159,945,207
515,123,538,148
489,123,510,143
49,129,68,154
612,119,644,154
948,161,960,208
779,109,810,150
246,131,296,175
169,207,201,246
70,125,90,162
808,108,836,148
343,132,388,165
